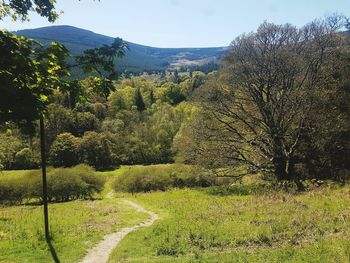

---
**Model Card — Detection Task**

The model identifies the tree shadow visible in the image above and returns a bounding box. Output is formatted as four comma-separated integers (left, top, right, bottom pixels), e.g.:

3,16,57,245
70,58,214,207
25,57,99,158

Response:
47,239,60,263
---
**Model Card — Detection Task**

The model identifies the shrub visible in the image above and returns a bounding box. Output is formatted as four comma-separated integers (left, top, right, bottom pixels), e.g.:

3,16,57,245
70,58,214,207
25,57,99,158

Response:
0,165,105,204
0,176,28,204
79,132,119,170
113,164,215,193
49,133,80,167
13,148,38,169
73,164,105,196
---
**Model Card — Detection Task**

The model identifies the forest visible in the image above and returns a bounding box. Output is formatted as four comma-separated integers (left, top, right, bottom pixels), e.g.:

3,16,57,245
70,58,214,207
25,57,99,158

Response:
1,1,350,262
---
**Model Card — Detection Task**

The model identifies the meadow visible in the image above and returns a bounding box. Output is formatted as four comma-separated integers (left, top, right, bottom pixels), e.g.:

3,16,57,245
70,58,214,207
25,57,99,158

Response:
0,168,149,263
110,185,350,262
2,167,350,262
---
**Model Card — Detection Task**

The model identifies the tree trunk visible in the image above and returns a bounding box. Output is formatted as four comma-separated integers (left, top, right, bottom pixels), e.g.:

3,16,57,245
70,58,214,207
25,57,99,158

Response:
40,117,50,240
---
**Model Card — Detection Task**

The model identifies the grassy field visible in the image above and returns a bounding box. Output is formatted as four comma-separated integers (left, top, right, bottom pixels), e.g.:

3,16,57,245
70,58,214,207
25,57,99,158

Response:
2,167,350,262
110,186,350,263
0,198,150,263
0,168,150,263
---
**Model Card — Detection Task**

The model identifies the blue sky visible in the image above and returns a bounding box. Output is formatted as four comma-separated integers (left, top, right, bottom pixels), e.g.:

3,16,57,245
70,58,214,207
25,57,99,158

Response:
1,0,349,47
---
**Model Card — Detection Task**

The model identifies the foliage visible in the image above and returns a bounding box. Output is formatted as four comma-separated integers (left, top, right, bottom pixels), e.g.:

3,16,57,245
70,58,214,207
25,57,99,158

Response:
2,71,212,169
76,38,128,76
0,131,23,169
71,111,100,137
112,164,215,193
110,186,350,262
14,148,38,169
0,31,69,133
182,16,349,183
0,176,28,204
45,103,74,144
79,131,120,170
49,133,80,167
161,83,186,105
0,165,105,203
296,44,350,180
134,88,146,112
0,0,58,22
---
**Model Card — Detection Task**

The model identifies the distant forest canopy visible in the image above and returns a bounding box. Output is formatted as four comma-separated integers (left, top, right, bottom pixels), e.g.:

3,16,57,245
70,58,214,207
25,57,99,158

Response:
0,11,349,186
0,71,209,171
14,26,226,74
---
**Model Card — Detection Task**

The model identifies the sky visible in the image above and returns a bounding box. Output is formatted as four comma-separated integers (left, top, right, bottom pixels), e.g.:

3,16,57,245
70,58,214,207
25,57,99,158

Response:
1,0,349,48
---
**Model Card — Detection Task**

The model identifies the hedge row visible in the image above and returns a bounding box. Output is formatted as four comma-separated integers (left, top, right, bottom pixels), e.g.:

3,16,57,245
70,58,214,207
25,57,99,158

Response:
0,165,105,204
113,164,215,193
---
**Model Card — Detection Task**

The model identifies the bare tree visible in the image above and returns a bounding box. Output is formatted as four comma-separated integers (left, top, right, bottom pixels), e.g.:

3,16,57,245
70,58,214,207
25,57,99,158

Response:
190,15,347,182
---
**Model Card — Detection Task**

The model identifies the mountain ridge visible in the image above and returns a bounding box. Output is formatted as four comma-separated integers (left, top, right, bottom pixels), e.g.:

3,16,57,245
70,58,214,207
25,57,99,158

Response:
15,25,227,73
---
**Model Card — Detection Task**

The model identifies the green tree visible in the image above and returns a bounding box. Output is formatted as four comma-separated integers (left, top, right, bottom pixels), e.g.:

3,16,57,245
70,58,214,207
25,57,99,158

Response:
171,69,181,84
0,32,70,133
14,148,38,169
0,132,23,169
189,16,347,184
149,90,156,105
162,84,186,105
71,111,99,137
45,104,74,145
0,0,58,22
49,133,80,167
134,88,146,112
79,131,118,170
0,0,126,242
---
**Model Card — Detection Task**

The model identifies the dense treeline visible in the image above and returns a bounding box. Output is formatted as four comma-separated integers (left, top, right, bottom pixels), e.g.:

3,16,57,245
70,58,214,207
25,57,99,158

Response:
0,71,208,170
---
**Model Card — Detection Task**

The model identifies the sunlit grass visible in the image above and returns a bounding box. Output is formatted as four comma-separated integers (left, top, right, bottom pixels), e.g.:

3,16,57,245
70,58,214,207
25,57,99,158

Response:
2,167,350,263
110,185,350,262
0,167,150,263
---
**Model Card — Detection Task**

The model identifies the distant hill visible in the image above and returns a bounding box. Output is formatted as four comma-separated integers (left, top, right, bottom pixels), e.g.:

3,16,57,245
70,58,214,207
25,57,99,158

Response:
15,25,227,73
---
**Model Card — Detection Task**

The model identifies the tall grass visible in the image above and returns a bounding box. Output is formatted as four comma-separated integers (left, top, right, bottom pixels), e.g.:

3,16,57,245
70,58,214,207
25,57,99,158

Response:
110,186,350,262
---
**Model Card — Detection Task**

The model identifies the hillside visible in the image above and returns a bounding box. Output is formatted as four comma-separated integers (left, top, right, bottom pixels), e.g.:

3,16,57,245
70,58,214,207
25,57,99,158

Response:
15,25,227,73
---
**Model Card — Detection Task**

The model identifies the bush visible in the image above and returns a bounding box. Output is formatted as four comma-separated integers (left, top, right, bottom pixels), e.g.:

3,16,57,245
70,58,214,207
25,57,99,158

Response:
0,165,105,204
113,164,215,193
0,176,29,204
72,164,105,195
49,133,80,167
79,131,119,170
13,148,38,169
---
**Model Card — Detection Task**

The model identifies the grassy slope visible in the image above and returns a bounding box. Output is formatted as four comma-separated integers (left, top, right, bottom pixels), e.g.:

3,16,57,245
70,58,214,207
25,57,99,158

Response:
2,168,350,262
110,186,350,263
0,169,150,263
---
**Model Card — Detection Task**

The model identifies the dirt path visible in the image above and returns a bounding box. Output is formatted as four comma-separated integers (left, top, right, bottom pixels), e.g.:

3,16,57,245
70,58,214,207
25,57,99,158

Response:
80,200,158,263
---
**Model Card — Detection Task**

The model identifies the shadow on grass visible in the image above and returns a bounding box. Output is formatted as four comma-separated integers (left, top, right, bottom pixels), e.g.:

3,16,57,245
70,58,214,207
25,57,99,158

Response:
21,196,103,207
47,239,60,263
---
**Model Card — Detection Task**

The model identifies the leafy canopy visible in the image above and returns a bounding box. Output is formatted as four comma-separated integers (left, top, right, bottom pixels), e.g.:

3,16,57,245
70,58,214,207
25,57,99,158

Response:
0,0,58,22
0,30,70,132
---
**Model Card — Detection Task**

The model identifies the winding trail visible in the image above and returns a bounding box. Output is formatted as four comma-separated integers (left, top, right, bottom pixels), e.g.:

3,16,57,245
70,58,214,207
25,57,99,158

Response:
80,200,159,263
